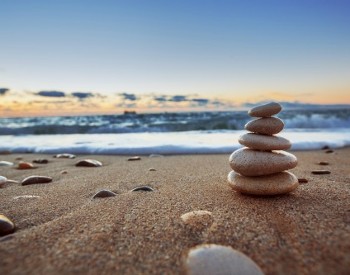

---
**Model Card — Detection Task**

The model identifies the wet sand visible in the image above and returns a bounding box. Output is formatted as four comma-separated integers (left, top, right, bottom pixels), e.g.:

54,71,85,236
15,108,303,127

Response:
0,148,350,274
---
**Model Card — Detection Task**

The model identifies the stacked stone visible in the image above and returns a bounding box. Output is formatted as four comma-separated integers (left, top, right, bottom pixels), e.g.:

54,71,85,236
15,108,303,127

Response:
228,102,298,195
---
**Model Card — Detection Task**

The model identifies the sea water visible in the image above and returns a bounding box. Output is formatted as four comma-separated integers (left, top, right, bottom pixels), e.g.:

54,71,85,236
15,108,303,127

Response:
0,108,349,154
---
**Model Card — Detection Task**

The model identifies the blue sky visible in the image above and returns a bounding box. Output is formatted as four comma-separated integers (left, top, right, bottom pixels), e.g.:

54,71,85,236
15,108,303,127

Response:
0,0,350,115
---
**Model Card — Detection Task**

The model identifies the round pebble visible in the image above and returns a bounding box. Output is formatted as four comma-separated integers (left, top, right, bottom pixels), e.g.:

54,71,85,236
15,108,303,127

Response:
0,161,14,166
17,161,35,169
228,171,299,195
75,159,102,167
181,210,214,231
245,117,284,135
92,190,117,199
0,176,7,187
0,214,15,236
184,244,263,275
21,175,53,186
248,102,282,117
229,148,297,176
239,133,291,151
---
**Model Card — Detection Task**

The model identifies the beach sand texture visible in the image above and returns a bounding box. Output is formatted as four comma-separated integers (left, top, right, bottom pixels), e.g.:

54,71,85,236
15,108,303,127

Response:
1,149,350,274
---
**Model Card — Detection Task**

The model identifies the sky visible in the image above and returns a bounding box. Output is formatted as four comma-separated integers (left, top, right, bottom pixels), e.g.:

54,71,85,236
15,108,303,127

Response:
0,0,350,117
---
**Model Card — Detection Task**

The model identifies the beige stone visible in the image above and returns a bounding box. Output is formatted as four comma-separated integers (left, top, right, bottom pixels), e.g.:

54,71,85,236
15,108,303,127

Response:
239,133,291,151
0,214,15,236
245,117,284,135
18,161,35,169
229,148,297,176
248,102,282,117
184,244,263,275
180,210,214,231
228,171,299,195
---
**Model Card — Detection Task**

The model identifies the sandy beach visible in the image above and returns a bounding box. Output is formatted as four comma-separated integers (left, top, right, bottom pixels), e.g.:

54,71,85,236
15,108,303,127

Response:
0,148,350,274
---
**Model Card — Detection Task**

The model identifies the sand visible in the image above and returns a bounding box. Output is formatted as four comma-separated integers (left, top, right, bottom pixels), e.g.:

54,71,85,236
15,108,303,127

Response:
0,149,350,274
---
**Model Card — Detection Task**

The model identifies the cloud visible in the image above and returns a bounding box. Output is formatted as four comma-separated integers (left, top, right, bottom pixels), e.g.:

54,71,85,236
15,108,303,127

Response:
169,95,188,102
37,91,66,97
0,88,9,95
191,98,209,106
119,93,137,101
72,92,94,100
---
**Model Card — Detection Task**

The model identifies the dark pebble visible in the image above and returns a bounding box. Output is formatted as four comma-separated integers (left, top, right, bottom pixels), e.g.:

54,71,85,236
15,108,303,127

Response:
128,156,141,161
0,215,15,236
298,178,308,183
325,150,334,153
131,186,154,192
75,159,102,167
92,189,117,199
318,161,329,165
21,175,53,186
311,170,331,175
149,168,156,171
33,159,49,164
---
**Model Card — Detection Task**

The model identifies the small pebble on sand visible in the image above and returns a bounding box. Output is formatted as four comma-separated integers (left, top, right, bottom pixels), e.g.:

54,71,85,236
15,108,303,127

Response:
0,161,14,166
128,156,141,161
54,153,76,159
0,214,15,236
311,170,331,175
180,210,214,231
131,186,154,192
75,159,102,167
33,159,49,164
0,176,7,187
298,178,308,183
61,170,68,174
17,161,35,170
21,175,53,186
13,195,40,200
318,161,329,165
149,168,156,171
325,150,334,153
184,244,263,275
92,189,117,199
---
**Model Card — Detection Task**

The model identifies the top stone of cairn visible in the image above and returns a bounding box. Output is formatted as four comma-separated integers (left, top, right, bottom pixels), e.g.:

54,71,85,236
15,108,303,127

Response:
248,102,282,117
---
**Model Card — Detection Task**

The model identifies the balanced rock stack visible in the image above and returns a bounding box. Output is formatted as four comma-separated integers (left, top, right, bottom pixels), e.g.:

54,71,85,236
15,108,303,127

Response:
228,102,298,195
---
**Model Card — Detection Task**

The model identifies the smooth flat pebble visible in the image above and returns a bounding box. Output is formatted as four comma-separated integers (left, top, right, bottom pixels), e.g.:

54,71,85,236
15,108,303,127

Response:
0,176,7,187
239,133,291,151
298,178,308,183
325,150,334,153
0,161,14,166
184,244,263,275
228,171,299,195
75,159,102,167
248,102,282,117
17,162,35,169
54,153,76,159
180,210,214,231
149,168,156,171
33,159,49,164
229,148,297,176
318,161,329,165
0,214,15,236
245,117,284,135
128,156,141,161
131,186,154,192
312,170,331,175
92,190,117,199
21,176,53,186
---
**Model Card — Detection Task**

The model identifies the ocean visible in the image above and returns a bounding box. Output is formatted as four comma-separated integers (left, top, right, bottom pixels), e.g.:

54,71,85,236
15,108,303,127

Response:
1,107,350,154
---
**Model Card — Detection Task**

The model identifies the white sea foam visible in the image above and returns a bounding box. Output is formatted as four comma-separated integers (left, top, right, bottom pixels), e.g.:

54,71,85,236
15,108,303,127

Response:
0,129,349,155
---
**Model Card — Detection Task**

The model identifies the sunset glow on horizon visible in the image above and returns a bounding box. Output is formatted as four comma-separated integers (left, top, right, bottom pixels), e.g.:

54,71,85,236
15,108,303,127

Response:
1,0,350,117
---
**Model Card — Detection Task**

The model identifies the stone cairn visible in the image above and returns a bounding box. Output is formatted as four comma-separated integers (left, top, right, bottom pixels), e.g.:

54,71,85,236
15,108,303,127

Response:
228,102,298,195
